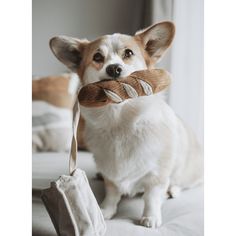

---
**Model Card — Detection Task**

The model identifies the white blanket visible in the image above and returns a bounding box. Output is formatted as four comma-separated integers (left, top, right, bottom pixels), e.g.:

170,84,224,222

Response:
32,152,203,236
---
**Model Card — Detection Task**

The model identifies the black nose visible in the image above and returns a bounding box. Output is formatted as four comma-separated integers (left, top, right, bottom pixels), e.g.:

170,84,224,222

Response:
106,64,122,78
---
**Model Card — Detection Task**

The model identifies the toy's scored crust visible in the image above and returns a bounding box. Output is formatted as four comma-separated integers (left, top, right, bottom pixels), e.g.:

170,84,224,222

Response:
78,69,171,107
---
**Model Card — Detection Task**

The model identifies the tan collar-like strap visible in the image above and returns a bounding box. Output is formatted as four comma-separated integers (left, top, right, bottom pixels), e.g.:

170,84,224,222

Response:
69,98,80,175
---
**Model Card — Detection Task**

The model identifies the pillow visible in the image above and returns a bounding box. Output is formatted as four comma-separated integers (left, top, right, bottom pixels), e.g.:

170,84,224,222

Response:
32,73,86,152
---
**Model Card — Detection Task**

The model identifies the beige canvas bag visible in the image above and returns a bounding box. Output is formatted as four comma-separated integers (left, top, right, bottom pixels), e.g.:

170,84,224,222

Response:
41,99,106,236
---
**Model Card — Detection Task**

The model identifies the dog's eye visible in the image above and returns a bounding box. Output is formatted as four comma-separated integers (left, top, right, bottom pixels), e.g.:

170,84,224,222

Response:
93,52,104,63
123,49,134,59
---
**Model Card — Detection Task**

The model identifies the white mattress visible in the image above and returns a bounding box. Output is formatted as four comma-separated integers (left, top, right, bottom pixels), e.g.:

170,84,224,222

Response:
32,152,204,236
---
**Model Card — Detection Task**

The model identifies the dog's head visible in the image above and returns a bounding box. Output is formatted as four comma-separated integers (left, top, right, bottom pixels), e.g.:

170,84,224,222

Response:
50,21,175,85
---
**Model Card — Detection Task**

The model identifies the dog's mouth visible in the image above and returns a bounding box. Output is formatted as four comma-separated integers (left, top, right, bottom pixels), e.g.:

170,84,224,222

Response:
99,77,121,82
99,74,130,82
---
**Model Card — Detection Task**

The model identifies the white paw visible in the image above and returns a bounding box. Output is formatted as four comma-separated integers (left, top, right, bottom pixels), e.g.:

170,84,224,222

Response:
168,186,181,198
140,216,161,228
101,207,116,220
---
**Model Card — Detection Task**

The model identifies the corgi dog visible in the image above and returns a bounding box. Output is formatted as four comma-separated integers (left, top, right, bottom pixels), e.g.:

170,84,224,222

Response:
50,21,203,228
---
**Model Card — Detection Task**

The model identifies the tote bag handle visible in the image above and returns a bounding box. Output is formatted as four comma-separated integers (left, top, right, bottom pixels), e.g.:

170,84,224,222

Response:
69,98,80,175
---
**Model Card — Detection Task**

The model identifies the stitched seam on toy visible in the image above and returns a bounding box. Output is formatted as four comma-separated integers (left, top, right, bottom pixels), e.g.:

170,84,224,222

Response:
103,89,123,103
138,79,153,95
120,82,138,98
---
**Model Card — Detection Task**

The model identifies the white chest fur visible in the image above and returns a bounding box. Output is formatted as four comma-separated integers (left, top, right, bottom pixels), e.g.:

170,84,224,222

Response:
81,95,178,194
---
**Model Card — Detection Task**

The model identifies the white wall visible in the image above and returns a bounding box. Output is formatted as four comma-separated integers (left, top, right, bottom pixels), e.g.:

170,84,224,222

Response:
151,0,204,144
33,0,145,76
169,0,204,145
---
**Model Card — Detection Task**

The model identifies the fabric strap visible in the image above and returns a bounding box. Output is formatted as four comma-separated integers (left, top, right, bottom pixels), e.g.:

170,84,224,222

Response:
69,98,80,175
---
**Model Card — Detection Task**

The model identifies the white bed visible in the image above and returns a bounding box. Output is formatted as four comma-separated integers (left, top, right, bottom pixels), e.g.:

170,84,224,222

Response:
32,152,203,236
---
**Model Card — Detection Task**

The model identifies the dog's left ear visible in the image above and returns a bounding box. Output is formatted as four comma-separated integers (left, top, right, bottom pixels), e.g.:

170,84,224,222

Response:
50,36,89,72
135,21,175,62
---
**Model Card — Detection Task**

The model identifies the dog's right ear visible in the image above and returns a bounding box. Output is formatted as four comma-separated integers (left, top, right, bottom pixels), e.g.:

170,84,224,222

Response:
50,36,89,71
135,22,175,63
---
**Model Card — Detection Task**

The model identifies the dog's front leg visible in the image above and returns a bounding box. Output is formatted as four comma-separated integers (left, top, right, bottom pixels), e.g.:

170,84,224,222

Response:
100,178,122,219
140,180,169,228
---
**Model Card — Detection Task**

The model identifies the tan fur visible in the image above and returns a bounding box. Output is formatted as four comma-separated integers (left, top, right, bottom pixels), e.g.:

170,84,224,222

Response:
32,74,74,108
76,35,158,83
76,38,104,80
135,22,175,62
134,36,156,68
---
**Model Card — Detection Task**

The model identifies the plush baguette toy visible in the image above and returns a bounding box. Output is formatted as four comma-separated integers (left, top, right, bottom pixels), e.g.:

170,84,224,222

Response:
78,69,171,107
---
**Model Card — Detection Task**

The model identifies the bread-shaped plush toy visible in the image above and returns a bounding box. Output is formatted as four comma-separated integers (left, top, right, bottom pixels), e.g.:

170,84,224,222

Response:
78,69,170,107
